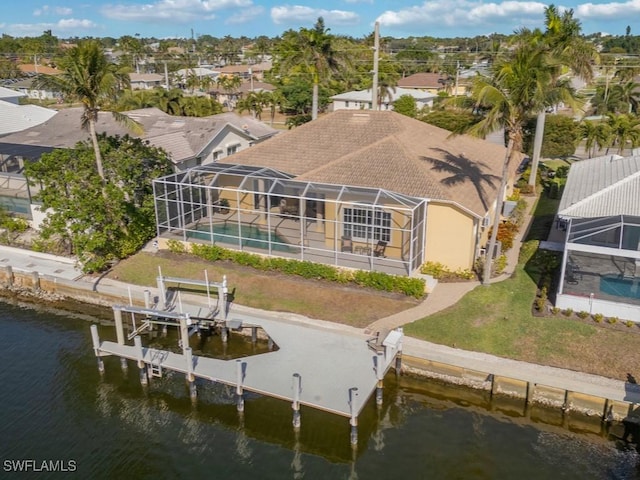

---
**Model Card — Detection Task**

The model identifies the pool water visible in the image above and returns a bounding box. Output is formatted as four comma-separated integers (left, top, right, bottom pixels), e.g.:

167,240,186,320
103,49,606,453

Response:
187,223,292,252
600,275,640,300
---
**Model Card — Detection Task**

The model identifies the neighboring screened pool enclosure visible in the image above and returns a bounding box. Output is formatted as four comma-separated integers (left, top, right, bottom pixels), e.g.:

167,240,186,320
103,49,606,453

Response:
556,215,640,321
153,163,429,276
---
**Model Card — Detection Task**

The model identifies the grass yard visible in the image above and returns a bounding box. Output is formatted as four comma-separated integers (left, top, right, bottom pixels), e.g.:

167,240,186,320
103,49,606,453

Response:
105,251,420,328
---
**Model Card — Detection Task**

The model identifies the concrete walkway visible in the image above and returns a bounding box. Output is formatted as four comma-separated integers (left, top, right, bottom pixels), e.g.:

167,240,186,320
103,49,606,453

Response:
366,194,538,333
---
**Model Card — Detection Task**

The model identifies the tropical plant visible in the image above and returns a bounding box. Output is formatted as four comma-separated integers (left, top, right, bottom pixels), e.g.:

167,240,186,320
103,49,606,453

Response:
33,40,141,182
25,135,173,272
274,17,349,120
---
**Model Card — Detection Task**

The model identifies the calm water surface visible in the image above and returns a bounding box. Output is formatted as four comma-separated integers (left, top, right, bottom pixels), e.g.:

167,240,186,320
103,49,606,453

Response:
0,298,638,479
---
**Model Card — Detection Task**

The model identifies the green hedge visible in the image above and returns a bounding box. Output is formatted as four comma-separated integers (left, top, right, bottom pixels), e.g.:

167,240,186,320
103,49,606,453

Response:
168,240,425,298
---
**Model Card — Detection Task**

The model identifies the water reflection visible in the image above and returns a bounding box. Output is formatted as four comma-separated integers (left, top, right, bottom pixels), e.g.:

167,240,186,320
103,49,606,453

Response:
2,298,640,479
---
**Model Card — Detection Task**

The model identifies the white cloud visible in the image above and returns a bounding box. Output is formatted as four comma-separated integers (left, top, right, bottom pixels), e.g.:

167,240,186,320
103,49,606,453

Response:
102,0,253,23
344,0,373,4
225,6,265,24
3,18,97,37
377,0,546,31
576,0,640,19
33,5,73,17
271,5,360,26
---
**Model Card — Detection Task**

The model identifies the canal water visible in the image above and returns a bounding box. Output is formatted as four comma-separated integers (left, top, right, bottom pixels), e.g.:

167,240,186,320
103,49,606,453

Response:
1,298,639,479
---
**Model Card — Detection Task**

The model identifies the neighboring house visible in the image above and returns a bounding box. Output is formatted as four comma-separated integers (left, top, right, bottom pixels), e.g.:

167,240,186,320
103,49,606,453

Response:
153,110,518,277
330,88,436,112
397,72,452,94
174,67,218,84
17,64,63,76
7,78,60,101
554,152,640,321
0,86,56,138
217,62,271,80
0,107,279,173
129,73,165,90
0,108,279,219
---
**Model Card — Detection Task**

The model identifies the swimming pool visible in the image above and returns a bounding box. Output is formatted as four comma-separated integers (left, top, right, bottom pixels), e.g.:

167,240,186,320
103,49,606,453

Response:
186,223,292,252
600,275,640,300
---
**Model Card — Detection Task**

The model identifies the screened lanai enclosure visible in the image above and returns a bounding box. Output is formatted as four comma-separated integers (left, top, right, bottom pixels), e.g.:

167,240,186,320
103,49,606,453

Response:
556,215,640,321
153,163,428,276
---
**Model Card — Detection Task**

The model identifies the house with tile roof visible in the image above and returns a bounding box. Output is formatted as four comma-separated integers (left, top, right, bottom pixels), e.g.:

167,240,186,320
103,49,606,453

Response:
0,108,279,220
129,73,165,90
554,152,640,321
397,72,452,94
153,110,519,277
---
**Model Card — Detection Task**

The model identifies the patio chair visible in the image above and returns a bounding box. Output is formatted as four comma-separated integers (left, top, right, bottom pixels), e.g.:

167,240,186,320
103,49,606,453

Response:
566,263,581,284
341,236,353,253
373,240,387,258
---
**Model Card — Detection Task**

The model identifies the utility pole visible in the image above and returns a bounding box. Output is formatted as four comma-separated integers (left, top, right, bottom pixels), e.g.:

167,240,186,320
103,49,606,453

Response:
163,60,169,89
454,60,459,102
371,22,380,111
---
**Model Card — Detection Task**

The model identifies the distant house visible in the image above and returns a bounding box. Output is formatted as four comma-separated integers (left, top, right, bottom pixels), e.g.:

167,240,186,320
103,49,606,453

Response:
217,62,271,80
397,72,452,94
0,108,280,219
7,78,59,101
554,152,640,322
153,110,519,277
17,64,62,76
129,73,165,90
330,87,436,112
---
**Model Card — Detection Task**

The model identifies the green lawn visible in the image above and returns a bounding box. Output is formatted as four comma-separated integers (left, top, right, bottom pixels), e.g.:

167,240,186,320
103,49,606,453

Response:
403,266,597,362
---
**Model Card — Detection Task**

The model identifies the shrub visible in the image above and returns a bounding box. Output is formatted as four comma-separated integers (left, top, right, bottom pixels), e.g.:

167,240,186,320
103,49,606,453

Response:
535,296,546,312
626,320,635,328
183,243,426,298
577,311,589,319
607,316,618,324
593,313,604,323
550,306,560,315
167,239,187,254
494,254,508,275
489,222,519,251
420,261,475,281
562,308,573,317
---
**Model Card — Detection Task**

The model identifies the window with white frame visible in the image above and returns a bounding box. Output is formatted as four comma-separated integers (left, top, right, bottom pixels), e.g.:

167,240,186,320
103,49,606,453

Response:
226,143,240,156
343,207,391,242
212,150,223,161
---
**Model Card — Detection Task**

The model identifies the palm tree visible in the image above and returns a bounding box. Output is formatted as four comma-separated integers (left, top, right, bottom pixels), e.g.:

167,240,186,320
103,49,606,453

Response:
33,40,141,182
216,75,242,111
468,43,559,284
579,119,599,157
276,17,348,120
527,5,596,189
605,113,640,154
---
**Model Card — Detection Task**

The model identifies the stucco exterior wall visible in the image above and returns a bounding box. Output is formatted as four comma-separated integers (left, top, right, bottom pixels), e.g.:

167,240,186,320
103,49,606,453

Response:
425,203,477,270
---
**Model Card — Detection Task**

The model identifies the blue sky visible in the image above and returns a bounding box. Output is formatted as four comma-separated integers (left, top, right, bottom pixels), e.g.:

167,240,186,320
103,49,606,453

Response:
1,1,638,40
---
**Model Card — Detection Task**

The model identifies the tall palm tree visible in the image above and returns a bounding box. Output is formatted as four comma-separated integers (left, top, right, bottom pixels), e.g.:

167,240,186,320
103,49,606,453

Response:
527,5,596,189
276,17,348,120
33,40,141,182
605,113,640,154
468,43,560,284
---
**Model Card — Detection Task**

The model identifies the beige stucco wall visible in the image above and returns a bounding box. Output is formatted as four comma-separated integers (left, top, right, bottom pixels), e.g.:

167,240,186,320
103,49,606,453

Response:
425,203,477,270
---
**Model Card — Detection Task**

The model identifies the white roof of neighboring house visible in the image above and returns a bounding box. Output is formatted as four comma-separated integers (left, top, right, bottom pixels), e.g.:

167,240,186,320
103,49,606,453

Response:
0,101,57,136
330,87,436,103
0,85,25,100
559,153,640,218
175,67,218,79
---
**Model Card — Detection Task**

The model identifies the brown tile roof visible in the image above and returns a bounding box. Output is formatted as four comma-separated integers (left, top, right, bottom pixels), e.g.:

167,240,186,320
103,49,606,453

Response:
18,64,62,75
397,72,449,89
227,110,518,216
